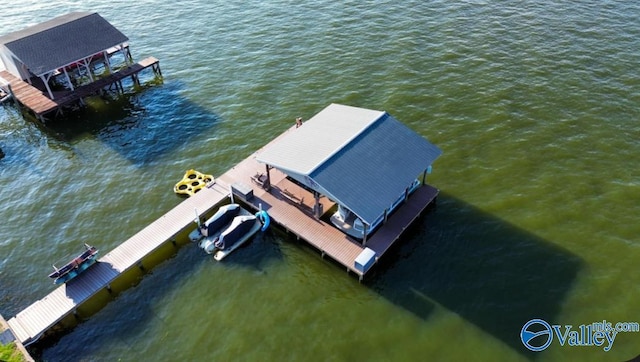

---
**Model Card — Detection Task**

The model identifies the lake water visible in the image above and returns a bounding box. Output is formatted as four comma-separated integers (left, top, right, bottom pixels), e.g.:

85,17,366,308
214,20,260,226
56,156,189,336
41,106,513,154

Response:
1,1,639,361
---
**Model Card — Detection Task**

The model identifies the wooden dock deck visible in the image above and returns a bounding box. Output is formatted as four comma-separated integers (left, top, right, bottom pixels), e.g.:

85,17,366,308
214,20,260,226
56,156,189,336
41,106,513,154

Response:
7,180,229,346
0,56,160,120
6,125,438,346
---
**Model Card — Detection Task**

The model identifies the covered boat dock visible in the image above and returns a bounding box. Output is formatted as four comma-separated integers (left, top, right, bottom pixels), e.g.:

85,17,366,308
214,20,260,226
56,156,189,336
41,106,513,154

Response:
251,103,442,275
0,12,161,121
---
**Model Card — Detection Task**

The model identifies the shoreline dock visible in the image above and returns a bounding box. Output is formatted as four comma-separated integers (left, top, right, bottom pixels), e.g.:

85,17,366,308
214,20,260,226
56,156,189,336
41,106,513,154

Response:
6,124,438,347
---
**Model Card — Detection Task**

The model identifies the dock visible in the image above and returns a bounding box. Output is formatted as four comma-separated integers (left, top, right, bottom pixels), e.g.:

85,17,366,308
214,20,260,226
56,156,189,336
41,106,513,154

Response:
216,131,439,277
0,56,161,121
6,113,439,347
7,179,230,346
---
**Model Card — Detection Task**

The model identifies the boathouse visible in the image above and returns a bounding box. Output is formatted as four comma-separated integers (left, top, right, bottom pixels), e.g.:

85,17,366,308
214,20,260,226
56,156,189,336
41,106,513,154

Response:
256,103,442,243
0,11,161,121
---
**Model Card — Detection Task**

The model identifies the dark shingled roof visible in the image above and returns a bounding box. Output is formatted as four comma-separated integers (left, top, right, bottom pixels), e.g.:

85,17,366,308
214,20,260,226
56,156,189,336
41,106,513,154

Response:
0,12,128,76
310,113,442,225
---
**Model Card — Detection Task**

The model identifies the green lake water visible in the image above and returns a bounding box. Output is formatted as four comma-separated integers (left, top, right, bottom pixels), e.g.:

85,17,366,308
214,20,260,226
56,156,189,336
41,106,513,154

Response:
1,1,639,361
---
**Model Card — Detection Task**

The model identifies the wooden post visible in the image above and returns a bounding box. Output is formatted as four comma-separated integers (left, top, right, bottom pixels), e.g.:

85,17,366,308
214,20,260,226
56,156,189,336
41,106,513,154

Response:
7,83,14,100
264,164,271,190
131,73,140,87
422,169,427,185
153,62,162,77
363,224,368,246
314,191,321,218
123,45,133,65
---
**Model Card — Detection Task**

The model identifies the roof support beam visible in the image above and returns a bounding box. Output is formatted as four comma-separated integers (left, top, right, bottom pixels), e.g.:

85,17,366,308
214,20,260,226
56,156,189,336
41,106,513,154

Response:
40,73,54,99
81,58,94,83
63,68,74,91
103,50,113,73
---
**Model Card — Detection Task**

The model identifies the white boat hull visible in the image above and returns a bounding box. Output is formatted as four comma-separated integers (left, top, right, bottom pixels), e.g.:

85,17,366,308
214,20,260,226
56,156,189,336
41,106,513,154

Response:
198,207,251,253
213,217,261,261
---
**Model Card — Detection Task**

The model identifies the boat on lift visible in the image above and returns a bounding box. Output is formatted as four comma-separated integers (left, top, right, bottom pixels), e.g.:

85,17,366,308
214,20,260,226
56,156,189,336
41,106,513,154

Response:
193,204,270,260
189,203,241,242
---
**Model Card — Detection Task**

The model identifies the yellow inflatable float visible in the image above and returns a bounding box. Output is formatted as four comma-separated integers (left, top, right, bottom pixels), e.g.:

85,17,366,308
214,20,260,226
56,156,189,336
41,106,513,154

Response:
174,169,214,197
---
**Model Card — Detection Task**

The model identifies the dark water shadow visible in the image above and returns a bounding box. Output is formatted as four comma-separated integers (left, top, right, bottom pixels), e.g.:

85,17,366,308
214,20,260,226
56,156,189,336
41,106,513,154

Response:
34,233,283,360
39,80,220,167
63,262,120,304
33,244,207,359
219,228,285,273
366,192,583,358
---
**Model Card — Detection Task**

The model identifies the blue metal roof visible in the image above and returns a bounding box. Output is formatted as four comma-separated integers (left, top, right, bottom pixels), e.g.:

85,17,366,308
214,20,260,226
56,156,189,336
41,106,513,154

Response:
310,112,442,225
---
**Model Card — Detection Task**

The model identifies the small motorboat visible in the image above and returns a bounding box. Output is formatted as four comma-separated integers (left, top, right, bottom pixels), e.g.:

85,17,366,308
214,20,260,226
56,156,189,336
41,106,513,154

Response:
210,214,262,261
196,205,270,260
48,243,99,284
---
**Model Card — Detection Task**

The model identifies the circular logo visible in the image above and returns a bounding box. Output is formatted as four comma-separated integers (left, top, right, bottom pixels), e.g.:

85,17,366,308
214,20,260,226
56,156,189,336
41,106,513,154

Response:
520,319,553,352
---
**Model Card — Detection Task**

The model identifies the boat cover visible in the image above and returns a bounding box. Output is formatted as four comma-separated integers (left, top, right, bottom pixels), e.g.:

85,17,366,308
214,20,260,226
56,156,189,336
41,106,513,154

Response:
216,215,256,249
203,204,240,236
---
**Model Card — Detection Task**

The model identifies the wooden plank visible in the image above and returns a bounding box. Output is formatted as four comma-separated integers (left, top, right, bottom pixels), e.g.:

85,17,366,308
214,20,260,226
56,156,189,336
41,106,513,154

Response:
366,185,438,256
218,159,366,275
7,178,227,345
0,70,58,115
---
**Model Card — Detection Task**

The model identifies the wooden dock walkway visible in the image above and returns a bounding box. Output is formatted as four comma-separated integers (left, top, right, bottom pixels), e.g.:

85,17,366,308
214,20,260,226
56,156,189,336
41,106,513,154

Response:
0,71,58,115
6,125,438,346
0,56,160,120
7,180,229,346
